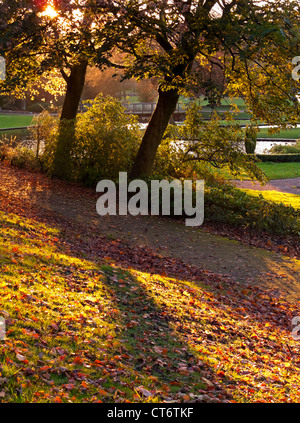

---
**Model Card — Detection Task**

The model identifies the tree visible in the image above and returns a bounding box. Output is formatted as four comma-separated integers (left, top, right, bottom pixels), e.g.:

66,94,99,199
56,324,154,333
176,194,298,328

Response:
0,0,121,178
136,78,158,102
96,0,300,178
82,66,122,100
33,2,102,178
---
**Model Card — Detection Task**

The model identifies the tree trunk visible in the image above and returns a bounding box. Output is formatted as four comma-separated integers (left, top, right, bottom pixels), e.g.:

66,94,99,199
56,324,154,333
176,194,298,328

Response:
60,61,88,121
130,87,179,179
52,61,88,179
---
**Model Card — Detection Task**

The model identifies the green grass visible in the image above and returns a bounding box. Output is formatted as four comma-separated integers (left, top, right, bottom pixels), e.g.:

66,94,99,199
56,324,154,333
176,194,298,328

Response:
257,162,300,179
199,112,251,121
0,114,34,129
212,162,300,180
204,182,299,235
258,127,300,139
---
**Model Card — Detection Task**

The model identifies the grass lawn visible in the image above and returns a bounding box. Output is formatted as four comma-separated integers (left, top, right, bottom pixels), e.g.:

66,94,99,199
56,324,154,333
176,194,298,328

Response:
213,162,300,180
258,127,300,139
0,114,34,129
241,189,300,209
200,112,251,121
257,162,300,180
179,96,247,109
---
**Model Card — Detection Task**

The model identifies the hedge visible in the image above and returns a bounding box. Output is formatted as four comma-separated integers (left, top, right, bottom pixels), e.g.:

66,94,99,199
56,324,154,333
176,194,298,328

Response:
255,154,300,162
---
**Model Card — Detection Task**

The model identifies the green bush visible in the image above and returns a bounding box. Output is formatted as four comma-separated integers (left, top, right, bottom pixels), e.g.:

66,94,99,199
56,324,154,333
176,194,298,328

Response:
29,111,59,172
152,125,192,179
204,182,299,236
137,177,299,236
10,146,41,170
255,154,300,162
244,125,257,154
0,136,15,161
72,94,141,185
268,140,300,154
0,136,39,168
29,95,141,185
153,103,266,183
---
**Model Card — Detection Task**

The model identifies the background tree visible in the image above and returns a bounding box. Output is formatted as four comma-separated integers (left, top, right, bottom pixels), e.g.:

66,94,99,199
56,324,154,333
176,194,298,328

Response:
82,67,124,100
136,78,158,102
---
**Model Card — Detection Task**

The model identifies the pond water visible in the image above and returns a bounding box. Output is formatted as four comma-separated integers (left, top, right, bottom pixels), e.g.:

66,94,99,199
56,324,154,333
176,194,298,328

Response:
139,123,298,154
18,129,298,157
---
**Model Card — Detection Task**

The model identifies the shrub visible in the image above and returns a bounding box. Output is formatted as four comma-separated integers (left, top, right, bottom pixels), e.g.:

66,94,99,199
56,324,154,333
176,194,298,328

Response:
153,103,266,184
27,111,59,172
28,95,140,185
204,181,300,236
72,94,141,185
152,125,195,179
10,146,41,170
268,140,300,154
136,176,299,236
255,154,300,162
0,136,15,161
244,124,257,154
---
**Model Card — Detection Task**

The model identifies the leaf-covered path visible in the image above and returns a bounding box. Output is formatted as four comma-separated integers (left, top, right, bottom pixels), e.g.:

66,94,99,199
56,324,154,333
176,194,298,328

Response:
0,163,299,302
232,177,300,196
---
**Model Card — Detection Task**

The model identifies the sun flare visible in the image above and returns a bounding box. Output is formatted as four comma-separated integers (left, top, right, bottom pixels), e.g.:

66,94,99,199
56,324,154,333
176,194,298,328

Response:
42,5,58,19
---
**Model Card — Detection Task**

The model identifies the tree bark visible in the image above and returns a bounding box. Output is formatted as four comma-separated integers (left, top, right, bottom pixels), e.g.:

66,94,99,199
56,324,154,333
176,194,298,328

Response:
60,61,88,121
130,87,179,179
52,61,88,179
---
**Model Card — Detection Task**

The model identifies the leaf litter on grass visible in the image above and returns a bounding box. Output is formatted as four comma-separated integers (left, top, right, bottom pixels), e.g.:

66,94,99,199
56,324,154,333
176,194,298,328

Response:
1,206,300,403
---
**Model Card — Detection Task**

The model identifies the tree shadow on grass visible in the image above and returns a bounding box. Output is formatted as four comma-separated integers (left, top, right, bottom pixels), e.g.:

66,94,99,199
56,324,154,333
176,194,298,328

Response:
92,264,233,402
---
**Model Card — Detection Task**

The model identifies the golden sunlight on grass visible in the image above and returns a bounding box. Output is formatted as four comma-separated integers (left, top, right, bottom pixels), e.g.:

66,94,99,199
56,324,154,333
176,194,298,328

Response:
1,209,300,403
242,189,300,210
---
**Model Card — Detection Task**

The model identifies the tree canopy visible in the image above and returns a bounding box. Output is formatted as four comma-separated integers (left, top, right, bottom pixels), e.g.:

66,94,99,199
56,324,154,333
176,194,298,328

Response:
103,0,300,177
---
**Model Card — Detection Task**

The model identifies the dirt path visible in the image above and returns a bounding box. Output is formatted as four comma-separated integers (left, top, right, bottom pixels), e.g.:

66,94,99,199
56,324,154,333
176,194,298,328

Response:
0,163,299,302
232,177,300,195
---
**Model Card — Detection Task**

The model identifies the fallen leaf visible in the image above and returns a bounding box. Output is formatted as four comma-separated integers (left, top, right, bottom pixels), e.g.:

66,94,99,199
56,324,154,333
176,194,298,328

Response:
137,386,155,398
